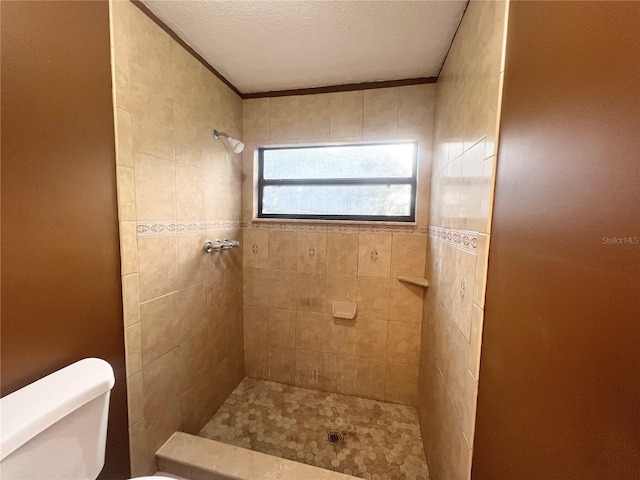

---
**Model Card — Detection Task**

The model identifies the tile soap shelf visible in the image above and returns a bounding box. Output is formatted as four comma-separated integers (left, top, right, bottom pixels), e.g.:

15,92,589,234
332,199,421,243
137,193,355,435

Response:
397,276,430,288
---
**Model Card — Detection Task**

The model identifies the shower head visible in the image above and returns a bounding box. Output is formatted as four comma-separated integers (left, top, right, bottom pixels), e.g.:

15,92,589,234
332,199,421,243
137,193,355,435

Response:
213,129,245,153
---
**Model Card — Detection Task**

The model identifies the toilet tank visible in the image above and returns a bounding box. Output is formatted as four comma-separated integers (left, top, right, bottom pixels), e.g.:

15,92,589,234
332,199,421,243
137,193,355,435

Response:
0,358,115,480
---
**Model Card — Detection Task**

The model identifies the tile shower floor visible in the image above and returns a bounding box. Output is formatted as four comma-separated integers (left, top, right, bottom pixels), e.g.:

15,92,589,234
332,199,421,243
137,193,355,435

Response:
198,378,428,480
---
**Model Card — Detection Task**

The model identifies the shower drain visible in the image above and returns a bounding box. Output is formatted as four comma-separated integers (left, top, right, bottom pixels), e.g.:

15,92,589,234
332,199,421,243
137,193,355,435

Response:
326,430,344,444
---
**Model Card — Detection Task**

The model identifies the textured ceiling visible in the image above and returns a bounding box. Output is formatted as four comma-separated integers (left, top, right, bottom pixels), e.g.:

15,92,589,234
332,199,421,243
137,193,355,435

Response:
141,1,467,94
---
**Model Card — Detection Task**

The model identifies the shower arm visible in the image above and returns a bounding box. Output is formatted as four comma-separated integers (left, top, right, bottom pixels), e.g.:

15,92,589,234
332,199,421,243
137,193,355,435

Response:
213,130,228,139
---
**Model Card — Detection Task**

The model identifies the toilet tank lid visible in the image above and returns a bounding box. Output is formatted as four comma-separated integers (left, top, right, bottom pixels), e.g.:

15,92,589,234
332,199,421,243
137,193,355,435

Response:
0,358,115,461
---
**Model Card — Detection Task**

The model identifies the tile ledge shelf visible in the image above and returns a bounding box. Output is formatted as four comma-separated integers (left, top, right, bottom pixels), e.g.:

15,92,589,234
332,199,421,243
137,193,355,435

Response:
157,431,358,480
251,218,418,227
397,276,430,288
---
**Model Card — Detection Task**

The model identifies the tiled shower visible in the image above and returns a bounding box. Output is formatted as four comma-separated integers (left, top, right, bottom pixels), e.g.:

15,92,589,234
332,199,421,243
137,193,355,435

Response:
110,0,509,478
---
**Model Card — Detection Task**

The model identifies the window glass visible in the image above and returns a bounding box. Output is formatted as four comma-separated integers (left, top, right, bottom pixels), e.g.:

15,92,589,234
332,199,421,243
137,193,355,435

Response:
258,142,417,222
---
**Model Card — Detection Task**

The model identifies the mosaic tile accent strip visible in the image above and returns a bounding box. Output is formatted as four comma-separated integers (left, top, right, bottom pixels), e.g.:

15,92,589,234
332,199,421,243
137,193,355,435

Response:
459,277,466,303
199,378,428,480
136,220,242,237
428,226,478,254
243,221,428,236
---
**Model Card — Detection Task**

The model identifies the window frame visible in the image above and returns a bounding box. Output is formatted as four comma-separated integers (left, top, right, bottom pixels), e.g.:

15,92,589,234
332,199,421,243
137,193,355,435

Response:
257,141,418,222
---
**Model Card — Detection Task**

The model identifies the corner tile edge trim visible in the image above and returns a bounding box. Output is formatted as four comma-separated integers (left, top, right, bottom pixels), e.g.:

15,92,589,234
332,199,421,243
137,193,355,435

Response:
428,226,479,254
157,432,358,480
136,221,242,237
242,221,429,235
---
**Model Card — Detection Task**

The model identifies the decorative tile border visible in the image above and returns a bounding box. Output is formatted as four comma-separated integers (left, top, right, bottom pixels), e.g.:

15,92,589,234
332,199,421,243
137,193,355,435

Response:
136,221,242,237
243,221,429,235
428,226,478,254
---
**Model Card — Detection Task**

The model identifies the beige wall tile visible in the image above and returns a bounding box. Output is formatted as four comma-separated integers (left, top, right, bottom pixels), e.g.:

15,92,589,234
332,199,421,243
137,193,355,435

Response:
120,221,138,275
243,228,269,269
270,96,299,140
387,321,421,365
325,318,356,356
398,84,436,136
130,94,174,162
176,164,205,221
134,152,176,221
122,273,141,327
127,372,144,426
354,318,387,360
363,88,398,136
203,139,227,175
354,358,385,401
297,231,327,274
324,354,356,395
391,234,427,278
388,279,424,323
243,267,270,307
451,249,476,342
245,341,269,379
181,378,215,436
269,271,297,310
299,94,331,139
327,233,358,276
330,91,363,138
178,283,208,343
484,74,503,160
208,321,229,371
243,305,269,346
125,323,142,376
326,275,357,304
427,368,472,480
443,156,463,229
129,419,154,477
177,233,207,290
357,276,390,319
137,234,177,302
358,234,392,277
243,98,270,141
269,346,296,384
385,362,418,405
469,304,484,380
269,230,298,271
295,350,324,390
180,322,210,392
204,172,228,221
480,155,496,234
142,347,183,452
268,308,296,348
140,293,180,366
458,139,486,232
473,234,489,307
296,273,328,313
242,174,255,222
296,311,328,352
116,166,136,221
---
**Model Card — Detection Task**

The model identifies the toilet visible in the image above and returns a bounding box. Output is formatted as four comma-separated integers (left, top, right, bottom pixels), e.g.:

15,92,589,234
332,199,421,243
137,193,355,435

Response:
0,358,173,480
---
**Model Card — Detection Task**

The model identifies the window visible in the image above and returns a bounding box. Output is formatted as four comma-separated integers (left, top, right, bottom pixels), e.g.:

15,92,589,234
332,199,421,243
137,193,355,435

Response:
258,142,418,222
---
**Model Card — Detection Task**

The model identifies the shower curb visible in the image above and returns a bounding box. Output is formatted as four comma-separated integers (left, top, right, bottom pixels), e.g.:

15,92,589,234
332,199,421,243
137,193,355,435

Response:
157,432,359,480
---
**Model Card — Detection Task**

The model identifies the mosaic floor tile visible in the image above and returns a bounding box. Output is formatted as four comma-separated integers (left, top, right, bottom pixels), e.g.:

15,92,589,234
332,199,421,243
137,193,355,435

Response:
198,378,428,480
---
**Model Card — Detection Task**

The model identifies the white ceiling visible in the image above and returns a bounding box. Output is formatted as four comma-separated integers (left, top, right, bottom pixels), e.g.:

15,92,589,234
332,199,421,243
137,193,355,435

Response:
142,1,468,94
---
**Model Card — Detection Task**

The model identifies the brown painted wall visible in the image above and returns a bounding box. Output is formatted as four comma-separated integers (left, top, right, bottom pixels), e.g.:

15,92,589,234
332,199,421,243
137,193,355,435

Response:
1,2,130,478
473,2,640,479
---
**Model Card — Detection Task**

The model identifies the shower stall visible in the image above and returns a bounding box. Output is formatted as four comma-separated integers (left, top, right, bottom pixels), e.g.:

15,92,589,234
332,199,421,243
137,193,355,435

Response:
108,0,508,479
